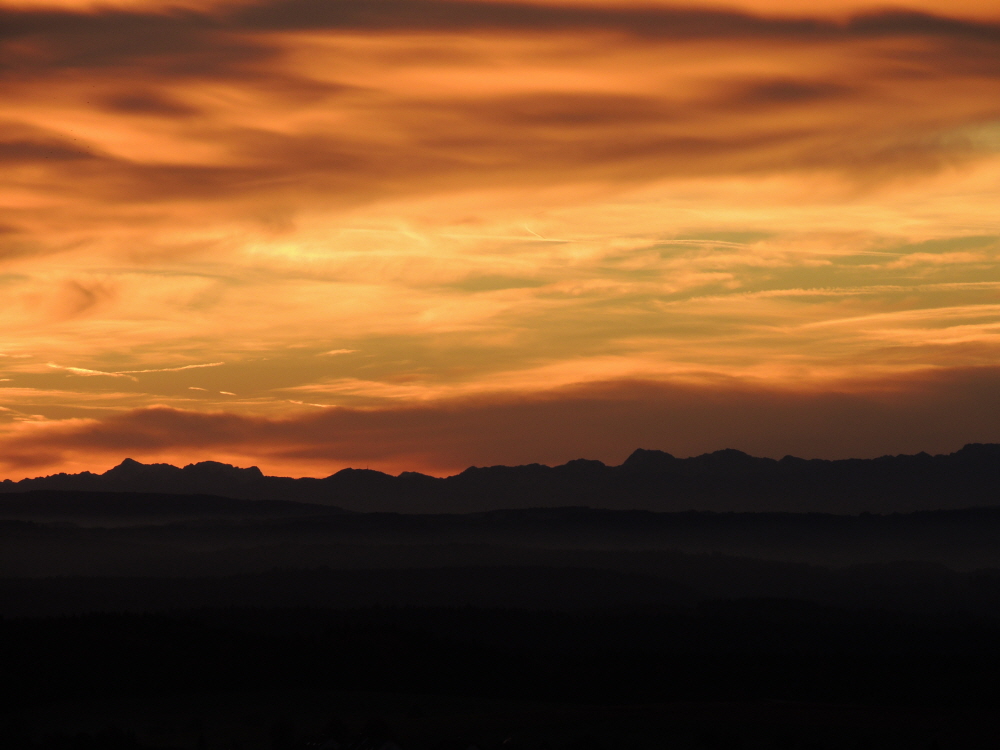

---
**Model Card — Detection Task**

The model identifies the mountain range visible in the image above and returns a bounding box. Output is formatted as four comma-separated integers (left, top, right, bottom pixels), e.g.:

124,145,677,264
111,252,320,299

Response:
4,443,1000,513
9,446,1000,726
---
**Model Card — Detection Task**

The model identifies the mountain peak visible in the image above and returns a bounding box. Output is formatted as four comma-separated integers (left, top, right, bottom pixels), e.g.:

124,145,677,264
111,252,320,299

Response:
103,458,148,476
621,448,677,469
708,448,752,459
560,458,606,470
956,443,1000,459
103,458,183,480
181,461,264,479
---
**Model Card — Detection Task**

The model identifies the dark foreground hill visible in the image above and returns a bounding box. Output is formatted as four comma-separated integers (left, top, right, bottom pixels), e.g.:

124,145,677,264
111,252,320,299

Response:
8,502,1000,612
11,499,1000,569
7,497,1000,747
7,448,1000,748
5,443,1000,513
0,490,342,526
8,604,1000,749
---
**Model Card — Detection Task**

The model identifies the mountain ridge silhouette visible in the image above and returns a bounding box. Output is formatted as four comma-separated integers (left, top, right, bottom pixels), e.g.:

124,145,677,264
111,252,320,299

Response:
4,443,1000,513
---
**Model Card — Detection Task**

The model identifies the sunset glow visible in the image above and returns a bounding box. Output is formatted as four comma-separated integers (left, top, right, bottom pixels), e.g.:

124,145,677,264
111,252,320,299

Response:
2,0,1000,476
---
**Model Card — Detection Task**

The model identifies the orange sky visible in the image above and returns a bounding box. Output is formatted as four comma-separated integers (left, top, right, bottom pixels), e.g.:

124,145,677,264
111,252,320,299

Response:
1,0,1000,477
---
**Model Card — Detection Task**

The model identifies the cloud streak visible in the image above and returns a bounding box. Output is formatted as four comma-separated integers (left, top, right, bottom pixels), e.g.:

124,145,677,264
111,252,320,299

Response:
47,361,224,380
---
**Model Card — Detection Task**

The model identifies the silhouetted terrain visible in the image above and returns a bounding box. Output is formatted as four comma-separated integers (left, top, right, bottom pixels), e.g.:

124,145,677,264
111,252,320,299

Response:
7,452,1000,748
6,605,1000,749
9,604,1000,708
6,443,1000,513
6,562,1000,618
8,498,1000,617
0,490,341,526
7,503,1000,579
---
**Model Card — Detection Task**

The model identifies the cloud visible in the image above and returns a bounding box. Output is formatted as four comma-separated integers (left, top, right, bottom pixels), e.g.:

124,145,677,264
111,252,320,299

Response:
3,2,999,218
47,361,224,380
117,362,224,374
47,363,138,380
0,123,97,164
717,79,853,108
229,2,1000,40
99,91,200,117
3,3,998,55
1,0,999,460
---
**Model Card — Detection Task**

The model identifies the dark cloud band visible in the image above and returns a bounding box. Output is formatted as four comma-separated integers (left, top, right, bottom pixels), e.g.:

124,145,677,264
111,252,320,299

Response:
7,367,1000,475
3,2,1000,47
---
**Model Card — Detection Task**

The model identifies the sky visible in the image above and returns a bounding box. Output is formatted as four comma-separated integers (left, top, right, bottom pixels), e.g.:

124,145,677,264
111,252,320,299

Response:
1,0,1000,477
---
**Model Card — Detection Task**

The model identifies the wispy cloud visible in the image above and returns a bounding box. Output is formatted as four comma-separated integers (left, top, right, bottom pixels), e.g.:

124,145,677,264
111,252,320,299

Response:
2,1,1000,474
117,362,225,374
47,362,224,381
48,364,138,381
